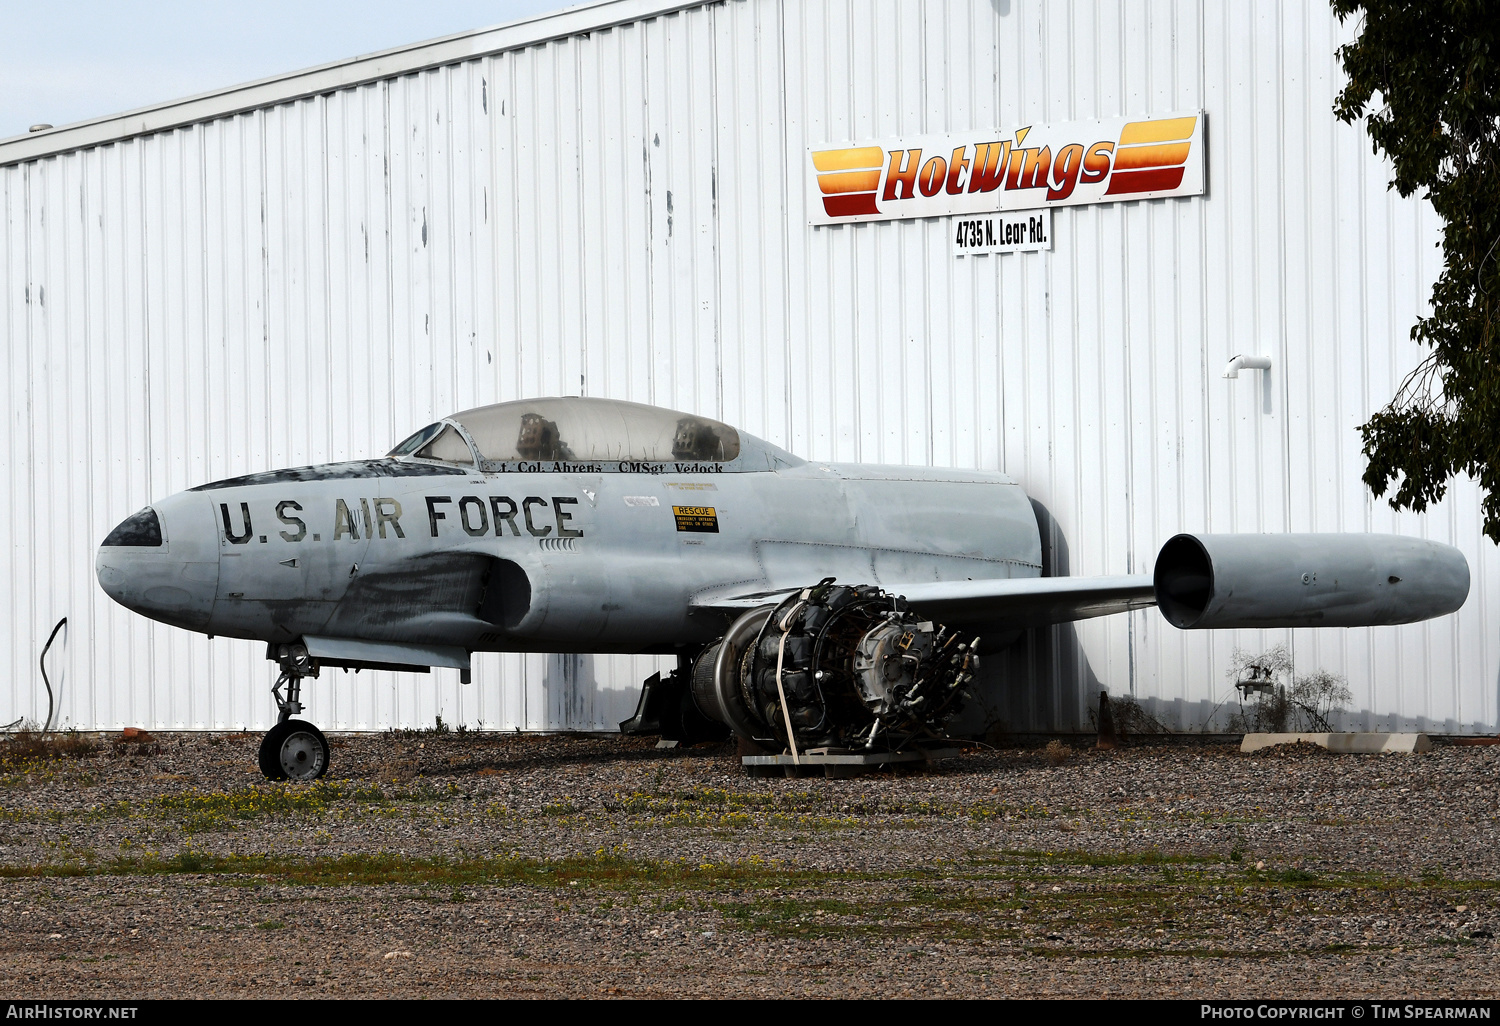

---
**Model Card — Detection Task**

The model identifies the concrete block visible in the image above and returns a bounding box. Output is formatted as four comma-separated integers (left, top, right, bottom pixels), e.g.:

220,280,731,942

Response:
1240,732,1432,754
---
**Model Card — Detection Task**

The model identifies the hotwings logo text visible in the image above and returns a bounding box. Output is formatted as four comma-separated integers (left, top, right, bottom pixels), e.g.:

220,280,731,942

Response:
807,112,1205,225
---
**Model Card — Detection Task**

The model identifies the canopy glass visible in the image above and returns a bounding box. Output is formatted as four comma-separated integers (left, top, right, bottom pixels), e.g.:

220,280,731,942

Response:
390,397,742,464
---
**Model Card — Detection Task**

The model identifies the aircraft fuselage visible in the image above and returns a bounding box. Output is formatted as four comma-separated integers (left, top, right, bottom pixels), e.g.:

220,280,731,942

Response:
97,459,1041,655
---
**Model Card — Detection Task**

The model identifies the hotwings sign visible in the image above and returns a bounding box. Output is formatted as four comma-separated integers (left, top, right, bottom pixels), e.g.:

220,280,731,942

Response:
807,111,1205,225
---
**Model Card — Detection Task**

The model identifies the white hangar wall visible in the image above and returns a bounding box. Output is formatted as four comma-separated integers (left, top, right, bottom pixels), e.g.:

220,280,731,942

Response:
1,0,1492,734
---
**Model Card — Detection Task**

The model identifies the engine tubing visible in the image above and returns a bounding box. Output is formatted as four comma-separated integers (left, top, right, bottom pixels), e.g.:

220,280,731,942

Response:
753,591,835,737
777,594,834,737
745,598,786,729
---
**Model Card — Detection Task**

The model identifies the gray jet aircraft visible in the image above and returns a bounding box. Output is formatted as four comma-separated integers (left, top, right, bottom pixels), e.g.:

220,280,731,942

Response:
95,396,1471,779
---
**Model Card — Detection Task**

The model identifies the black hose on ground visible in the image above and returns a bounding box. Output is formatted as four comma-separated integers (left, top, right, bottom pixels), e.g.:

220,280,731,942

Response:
39,617,67,733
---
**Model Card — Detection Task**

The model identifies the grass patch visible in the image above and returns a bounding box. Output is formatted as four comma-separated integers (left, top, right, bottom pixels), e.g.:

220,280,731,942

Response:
1027,946,1293,960
1273,868,1320,884
715,882,1195,942
0,729,103,786
0,849,843,891
0,780,392,831
602,786,1050,828
973,848,1222,870
383,716,468,740
147,781,388,831
2,843,1494,954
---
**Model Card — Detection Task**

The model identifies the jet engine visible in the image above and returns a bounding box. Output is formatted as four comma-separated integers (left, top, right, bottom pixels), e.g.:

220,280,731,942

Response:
689,580,978,752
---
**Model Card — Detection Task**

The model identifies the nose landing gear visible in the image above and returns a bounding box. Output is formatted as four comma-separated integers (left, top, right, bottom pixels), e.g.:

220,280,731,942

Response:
257,643,330,781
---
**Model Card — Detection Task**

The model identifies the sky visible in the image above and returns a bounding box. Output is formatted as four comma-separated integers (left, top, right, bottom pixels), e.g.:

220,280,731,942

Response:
0,0,573,140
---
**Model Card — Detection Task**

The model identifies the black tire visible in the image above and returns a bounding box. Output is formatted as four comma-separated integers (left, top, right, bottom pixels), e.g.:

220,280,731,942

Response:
257,719,329,781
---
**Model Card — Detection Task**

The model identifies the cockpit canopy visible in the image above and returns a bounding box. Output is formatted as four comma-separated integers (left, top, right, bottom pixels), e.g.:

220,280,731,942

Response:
389,396,800,472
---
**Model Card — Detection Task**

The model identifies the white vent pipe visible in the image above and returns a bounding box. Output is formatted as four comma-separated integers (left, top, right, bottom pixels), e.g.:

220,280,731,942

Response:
1222,354,1272,378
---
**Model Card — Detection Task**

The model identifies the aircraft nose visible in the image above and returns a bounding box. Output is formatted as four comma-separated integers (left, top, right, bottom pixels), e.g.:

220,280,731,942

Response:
96,494,220,629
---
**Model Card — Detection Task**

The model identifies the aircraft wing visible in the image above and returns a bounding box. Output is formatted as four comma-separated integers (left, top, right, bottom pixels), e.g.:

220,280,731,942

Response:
894,575,1156,627
689,574,1156,629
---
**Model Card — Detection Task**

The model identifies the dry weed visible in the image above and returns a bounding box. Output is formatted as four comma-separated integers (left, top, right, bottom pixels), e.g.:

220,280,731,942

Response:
375,757,421,783
1,727,99,761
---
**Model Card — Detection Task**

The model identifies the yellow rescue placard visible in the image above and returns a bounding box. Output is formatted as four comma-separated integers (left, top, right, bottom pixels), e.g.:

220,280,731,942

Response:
672,505,719,533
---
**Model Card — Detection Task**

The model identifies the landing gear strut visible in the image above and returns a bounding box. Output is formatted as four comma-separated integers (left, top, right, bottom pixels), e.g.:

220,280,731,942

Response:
257,643,330,781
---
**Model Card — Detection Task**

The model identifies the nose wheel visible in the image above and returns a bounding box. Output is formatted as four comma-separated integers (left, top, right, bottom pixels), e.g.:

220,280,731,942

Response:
258,719,329,781
258,642,329,781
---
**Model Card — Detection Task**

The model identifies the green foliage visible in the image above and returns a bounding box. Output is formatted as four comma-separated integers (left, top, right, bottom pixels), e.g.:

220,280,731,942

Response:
1333,1,1500,537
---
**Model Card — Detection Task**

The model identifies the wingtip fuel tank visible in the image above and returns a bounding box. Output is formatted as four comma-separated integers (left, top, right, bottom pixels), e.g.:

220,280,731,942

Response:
1153,532,1470,630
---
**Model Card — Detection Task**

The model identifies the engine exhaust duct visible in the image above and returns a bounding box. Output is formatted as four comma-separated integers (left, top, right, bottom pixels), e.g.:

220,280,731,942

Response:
1154,533,1470,630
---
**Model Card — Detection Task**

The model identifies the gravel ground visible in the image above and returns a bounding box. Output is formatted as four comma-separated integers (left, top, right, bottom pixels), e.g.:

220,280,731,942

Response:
2,729,1499,998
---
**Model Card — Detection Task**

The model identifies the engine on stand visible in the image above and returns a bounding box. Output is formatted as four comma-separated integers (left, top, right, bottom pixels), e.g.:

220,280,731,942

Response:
619,579,980,770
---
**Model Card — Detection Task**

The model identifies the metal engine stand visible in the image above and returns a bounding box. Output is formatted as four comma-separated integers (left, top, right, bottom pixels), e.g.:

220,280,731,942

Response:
742,746,960,778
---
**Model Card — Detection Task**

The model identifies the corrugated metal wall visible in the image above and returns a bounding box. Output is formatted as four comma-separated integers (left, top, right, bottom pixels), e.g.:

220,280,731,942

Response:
3,0,1491,734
